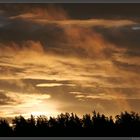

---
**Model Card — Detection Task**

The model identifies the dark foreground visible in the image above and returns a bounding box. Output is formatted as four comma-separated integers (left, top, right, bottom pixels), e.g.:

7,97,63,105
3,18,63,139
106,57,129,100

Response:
0,111,140,137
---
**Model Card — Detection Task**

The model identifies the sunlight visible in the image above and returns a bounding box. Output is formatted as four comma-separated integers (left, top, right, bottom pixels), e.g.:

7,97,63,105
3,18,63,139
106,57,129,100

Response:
0,91,60,118
25,100,60,118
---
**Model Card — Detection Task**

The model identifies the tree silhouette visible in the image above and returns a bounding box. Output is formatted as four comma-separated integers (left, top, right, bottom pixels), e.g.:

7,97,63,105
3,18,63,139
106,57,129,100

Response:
0,119,12,136
36,115,49,136
115,111,140,136
0,111,140,136
12,115,29,136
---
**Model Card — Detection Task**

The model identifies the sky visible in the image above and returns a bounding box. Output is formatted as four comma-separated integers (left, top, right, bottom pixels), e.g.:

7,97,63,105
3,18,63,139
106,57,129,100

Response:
0,3,140,119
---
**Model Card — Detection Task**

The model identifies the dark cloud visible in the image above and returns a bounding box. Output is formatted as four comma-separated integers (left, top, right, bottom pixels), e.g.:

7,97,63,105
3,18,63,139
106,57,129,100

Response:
94,25,140,51
0,19,63,43
113,60,140,73
0,91,15,105
1,4,140,20
0,7,139,61
0,65,24,75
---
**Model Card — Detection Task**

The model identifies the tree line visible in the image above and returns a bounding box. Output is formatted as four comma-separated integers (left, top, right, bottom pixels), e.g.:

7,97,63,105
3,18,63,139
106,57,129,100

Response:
0,111,140,136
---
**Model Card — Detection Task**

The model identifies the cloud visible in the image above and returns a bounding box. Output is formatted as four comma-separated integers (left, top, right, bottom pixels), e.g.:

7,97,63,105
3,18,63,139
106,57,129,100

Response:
0,38,139,117
132,26,140,30
0,90,15,105
10,5,68,21
36,83,75,87
0,4,140,117
0,90,54,118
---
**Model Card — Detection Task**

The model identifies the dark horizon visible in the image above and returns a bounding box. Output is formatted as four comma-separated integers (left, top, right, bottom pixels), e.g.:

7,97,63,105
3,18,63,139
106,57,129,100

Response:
0,110,140,136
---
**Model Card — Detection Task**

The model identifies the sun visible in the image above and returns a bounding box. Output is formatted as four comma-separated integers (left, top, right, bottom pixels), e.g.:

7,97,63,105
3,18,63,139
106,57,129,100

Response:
24,97,60,118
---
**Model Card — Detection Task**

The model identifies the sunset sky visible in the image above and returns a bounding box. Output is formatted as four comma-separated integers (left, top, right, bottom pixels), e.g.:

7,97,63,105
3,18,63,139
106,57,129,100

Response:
0,3,140,119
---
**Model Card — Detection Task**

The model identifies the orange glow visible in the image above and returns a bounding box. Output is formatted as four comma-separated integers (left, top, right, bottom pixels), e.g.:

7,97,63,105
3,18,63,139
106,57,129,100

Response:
0,92,60,118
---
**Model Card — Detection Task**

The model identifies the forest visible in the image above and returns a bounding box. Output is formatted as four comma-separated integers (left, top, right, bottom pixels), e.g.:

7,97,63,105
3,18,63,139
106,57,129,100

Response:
0,111,140,136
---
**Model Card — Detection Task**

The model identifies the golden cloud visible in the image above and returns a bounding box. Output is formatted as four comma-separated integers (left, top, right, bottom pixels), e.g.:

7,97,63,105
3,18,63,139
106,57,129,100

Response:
0,5,139,117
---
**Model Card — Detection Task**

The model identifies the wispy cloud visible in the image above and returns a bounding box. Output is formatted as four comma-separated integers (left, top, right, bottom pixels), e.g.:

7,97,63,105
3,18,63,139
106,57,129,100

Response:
0,4,140,117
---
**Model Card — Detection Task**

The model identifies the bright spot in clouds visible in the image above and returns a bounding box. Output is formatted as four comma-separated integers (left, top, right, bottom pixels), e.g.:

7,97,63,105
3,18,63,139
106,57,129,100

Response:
0,91,60,118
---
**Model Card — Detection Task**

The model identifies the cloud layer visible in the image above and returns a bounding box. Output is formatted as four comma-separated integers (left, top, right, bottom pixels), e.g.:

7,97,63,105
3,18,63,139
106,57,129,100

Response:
0,4,140,118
